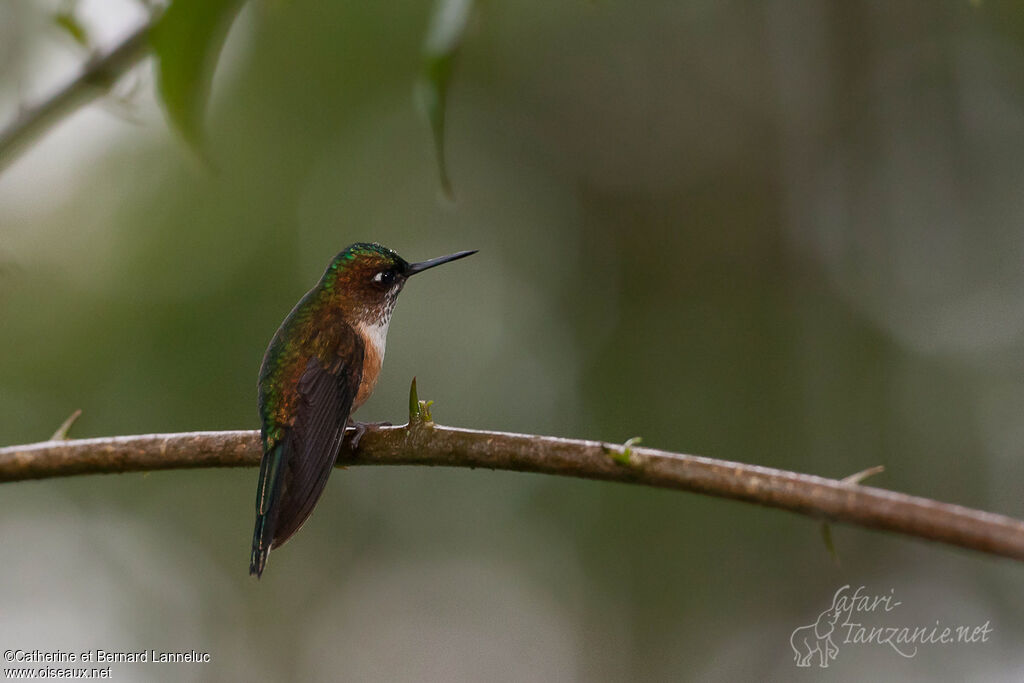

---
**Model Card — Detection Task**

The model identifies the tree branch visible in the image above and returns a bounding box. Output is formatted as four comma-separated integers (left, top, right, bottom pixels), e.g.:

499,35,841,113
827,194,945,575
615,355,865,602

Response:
2,422,1024,562
0,21,152,173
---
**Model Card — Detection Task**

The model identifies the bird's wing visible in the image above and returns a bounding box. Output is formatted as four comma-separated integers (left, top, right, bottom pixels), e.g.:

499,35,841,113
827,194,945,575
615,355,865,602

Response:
250,329,364,576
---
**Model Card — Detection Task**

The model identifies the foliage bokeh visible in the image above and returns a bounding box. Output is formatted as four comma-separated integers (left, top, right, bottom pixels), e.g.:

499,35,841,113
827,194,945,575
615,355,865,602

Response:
3,0,1024,679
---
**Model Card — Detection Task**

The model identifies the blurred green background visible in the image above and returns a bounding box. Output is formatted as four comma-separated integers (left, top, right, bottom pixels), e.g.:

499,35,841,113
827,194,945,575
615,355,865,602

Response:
3,0,1024,680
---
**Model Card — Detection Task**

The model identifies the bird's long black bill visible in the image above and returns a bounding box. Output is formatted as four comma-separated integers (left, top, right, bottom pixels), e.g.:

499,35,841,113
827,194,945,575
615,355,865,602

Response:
406,249,477,275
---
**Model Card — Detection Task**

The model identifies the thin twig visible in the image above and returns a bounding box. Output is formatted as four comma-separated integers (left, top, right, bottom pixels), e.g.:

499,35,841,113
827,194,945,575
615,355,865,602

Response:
0,21,153,173
2,423,1023,562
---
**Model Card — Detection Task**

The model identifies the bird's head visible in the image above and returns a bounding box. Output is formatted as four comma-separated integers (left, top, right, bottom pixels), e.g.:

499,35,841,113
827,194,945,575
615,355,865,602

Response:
322,243,476,326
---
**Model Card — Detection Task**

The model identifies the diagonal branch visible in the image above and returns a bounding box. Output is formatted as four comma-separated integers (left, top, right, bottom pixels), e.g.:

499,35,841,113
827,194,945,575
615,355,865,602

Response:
0,21,152,173
2,422,1024,562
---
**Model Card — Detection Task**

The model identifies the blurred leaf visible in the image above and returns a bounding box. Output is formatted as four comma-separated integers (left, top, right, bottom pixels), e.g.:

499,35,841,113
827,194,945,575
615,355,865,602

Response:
151,0,244,148
975,0,1024,46
821,522,838,564
417,0,474,199
54,11,89,48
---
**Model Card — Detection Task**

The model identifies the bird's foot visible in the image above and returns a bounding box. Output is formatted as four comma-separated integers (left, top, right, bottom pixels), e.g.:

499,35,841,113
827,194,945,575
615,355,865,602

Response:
345,421,393,451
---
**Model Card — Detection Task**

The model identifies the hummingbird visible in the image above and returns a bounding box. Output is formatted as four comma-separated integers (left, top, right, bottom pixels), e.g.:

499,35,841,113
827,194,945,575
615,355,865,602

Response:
250,242,476,577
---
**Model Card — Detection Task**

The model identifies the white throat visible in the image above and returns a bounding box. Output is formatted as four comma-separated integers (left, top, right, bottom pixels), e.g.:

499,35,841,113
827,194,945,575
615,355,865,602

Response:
358,318,391,359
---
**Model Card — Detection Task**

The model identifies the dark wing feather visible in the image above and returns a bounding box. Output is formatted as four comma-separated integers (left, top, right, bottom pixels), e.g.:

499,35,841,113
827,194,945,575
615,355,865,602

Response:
273,352,362,543
250,332,364,577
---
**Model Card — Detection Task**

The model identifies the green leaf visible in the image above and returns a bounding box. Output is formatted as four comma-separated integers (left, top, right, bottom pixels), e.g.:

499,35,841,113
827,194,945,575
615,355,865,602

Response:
606,436,642,466
407,377,435,424
150,0,244,148
417,0,474,199
409,376,420,422
54,11,89,48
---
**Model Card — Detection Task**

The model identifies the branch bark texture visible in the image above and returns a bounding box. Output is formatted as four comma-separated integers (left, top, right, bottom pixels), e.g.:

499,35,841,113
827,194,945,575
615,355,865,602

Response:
2,423,1024,563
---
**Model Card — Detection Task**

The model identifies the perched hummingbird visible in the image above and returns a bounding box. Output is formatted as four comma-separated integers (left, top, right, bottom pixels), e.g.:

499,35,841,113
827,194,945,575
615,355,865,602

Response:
250,243,476,577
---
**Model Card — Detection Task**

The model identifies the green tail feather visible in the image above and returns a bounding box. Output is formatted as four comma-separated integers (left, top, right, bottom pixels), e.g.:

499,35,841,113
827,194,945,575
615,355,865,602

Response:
250,441,286,577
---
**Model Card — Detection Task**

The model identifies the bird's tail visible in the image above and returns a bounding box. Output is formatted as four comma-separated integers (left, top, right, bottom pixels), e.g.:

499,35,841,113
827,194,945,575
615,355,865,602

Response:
250,518,270,577
250,441,286,578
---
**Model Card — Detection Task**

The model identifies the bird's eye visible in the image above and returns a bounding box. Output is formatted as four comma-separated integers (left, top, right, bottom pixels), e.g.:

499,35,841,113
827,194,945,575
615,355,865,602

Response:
372,270,396,287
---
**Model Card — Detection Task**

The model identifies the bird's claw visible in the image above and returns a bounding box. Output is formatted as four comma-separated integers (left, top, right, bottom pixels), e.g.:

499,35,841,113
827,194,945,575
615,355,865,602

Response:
345,421,392,451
